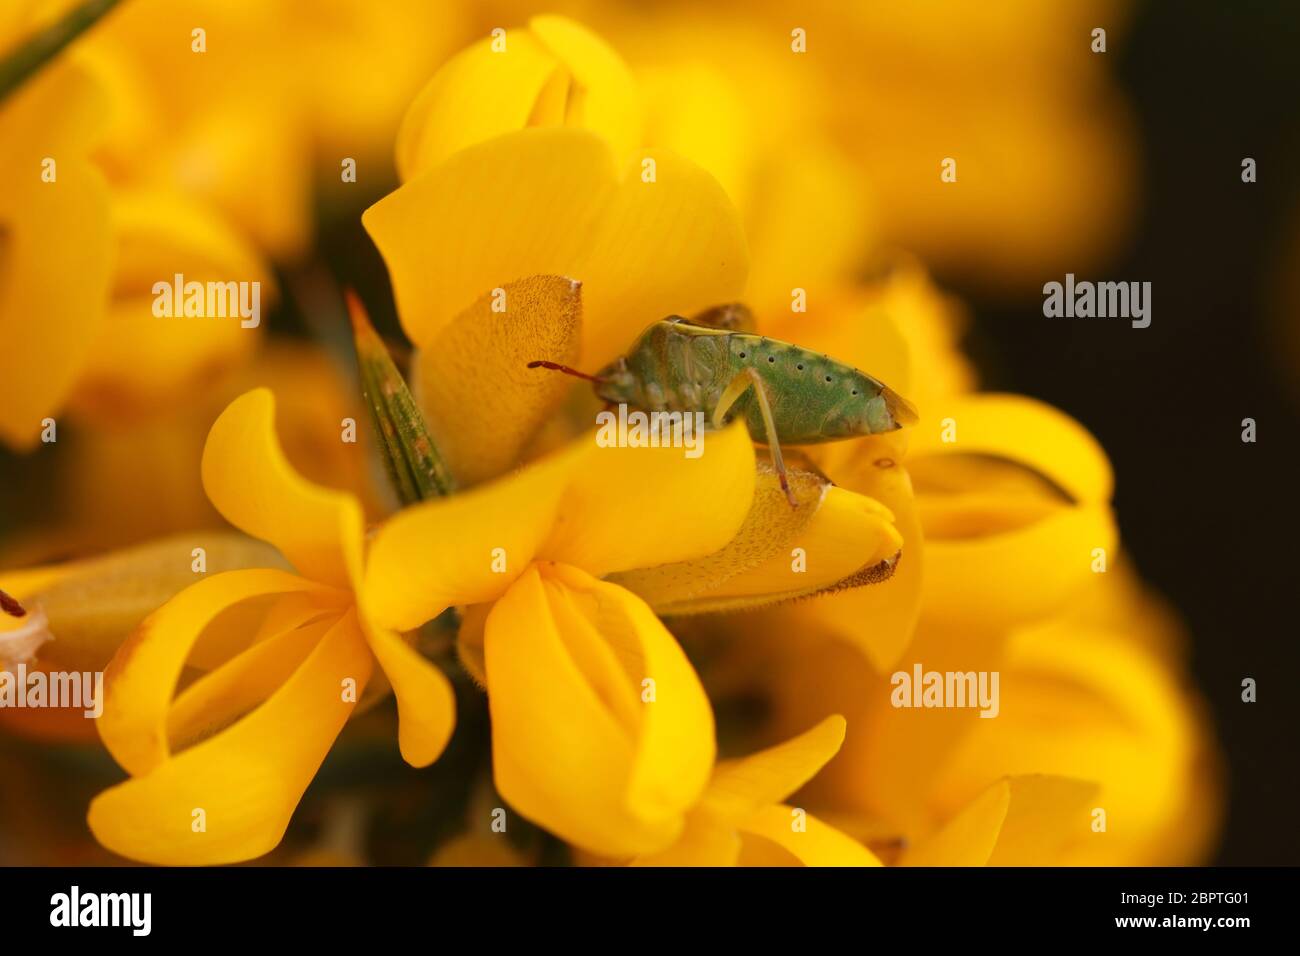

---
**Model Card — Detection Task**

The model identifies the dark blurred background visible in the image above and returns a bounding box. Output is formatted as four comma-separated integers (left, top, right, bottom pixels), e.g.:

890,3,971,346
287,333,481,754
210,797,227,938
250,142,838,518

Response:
951,0,1300,865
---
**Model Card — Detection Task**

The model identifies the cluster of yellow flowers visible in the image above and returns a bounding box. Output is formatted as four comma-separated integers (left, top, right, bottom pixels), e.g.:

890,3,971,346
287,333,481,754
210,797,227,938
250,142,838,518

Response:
0,3,1217,866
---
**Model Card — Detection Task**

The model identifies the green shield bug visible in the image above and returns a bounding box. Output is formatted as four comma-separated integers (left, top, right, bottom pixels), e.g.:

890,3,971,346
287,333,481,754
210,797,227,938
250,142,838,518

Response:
529,305,918,507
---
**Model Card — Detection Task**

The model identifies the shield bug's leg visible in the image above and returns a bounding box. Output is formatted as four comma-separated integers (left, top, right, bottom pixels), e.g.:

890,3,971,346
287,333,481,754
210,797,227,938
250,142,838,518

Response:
712,367,797,508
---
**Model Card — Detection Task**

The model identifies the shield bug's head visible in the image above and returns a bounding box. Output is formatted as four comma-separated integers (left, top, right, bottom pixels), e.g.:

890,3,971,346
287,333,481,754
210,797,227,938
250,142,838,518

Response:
586,356,644,406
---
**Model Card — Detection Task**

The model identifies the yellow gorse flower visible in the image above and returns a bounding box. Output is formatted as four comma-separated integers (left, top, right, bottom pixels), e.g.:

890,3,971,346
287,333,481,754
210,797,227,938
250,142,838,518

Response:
364,15,748,381
88,388,454,865
363,421,902,859
363,421,751,858
0,10,273,451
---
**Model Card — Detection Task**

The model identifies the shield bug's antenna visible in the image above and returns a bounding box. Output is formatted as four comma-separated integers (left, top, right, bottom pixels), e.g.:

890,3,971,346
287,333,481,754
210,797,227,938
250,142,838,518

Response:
527,360,608,384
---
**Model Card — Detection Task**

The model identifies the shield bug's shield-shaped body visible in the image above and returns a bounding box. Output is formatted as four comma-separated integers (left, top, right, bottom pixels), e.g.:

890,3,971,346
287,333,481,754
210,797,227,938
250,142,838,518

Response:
530,310,917,505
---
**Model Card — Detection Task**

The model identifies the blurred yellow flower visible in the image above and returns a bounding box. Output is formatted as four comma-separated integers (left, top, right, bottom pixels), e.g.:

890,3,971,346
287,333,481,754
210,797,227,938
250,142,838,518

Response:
521,0,1137,288
1,340,379,566
739,568,1220,866
0,45,112,448
62,0,467,259
0,10,273,453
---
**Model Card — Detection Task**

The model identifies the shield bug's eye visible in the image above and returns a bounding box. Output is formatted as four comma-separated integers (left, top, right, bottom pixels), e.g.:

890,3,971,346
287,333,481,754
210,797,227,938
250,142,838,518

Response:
767,356,775,363
796,363,804,371
824,375,832,383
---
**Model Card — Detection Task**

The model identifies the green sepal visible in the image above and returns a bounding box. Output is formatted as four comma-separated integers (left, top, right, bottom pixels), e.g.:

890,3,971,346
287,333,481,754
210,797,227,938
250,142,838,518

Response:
347,291,455,505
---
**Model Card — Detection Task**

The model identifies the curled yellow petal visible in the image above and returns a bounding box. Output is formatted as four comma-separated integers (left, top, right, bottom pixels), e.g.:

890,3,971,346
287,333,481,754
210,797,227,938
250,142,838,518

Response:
166,616,335,754
702,715,848,822
485,563,713,858
907,394,1118,629
611,463,898,615
910,393,1113,505
396,14,641,180
921,499,1117,629
88,611,373,866
97,568,344,776
357,608,456,768
201,388,366,590
797,449,925,670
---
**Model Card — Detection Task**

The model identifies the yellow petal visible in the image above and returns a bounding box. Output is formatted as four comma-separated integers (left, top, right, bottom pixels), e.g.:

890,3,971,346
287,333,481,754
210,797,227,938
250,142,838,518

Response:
357,605,456,768
202,388,366,590
702,716,848,822
526,14,642,161
0,63,112,448
607,462,831,610
166,616,335,753
396,15,641,181
736,804,883,866
611,463,899,615
88,610,373,866
899,775,1098,867
796,450,925,670
485,564,713,858
899,779,1006,866
544,422,756,577
365,443,581,632
364,127,748,368
687,484,900,609
911,393,1113,504
97,568,345,776
921,498,1117,629
412,275,582,487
